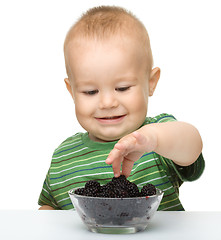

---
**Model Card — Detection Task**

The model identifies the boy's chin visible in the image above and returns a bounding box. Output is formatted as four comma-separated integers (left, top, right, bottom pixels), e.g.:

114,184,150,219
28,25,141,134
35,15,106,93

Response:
89,133,121,142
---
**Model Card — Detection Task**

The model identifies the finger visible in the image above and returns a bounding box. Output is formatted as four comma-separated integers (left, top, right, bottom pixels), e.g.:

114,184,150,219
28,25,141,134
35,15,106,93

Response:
106,139,131,165
105,148,123,177
115,137,136,155
105,147,121,165
121,158,134,178
111,149,124,176
111,155,123,177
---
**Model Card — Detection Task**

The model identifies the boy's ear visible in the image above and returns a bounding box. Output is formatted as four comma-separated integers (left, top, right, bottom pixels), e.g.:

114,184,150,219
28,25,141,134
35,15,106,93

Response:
64,78,74,99
149,67,160,96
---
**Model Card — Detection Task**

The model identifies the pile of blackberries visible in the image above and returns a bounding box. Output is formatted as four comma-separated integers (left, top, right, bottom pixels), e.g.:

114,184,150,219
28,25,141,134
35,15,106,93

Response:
74,175,156,198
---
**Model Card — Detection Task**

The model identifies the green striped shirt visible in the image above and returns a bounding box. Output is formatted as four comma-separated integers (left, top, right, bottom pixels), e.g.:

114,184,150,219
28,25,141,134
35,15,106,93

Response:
38,113,205,210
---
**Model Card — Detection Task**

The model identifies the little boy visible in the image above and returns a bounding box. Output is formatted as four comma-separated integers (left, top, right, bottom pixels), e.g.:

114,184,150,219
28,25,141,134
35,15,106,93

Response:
38,6,204,210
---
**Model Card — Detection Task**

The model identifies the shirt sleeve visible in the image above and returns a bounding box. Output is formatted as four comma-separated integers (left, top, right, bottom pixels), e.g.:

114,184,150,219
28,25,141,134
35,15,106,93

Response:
148,113,205,182
146,113,177,124
38,170,60,209
167,153,205,182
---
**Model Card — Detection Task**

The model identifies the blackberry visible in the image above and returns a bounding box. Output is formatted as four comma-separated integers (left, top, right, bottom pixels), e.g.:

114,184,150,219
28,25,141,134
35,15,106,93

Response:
112,175,127,183
73,176,157,198
80,180,101,197
85,180,100,190
127,182,139,197
99,183,115,198
113,188,129,198
96,191,110,198
141,183,156,196
84,188,96,197
74,187,85,195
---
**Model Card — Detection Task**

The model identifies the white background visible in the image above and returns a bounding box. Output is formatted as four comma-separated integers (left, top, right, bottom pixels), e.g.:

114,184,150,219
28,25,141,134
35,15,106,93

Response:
0,0,220,210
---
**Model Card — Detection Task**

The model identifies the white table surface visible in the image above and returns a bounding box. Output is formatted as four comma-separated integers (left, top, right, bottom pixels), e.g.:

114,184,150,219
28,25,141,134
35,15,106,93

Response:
0,210,220,240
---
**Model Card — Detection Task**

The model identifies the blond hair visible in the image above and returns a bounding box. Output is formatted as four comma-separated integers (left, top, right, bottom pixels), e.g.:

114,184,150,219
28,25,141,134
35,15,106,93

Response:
64,6,153,77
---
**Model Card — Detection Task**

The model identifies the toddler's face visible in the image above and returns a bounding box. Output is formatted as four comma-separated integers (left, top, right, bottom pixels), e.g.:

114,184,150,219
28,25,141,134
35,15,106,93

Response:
65,36,154,142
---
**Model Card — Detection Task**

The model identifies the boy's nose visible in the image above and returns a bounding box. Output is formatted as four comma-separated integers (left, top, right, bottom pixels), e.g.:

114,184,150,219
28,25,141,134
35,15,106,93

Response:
99,93,119,109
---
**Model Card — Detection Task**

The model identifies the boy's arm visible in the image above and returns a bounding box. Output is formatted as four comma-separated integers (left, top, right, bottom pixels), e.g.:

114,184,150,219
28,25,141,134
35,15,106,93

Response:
39,205,55,210
106,121,203,178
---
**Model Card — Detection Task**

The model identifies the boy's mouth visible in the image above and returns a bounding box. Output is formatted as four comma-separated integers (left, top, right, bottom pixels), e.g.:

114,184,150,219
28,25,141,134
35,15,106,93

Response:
95,115,126,123
100,116,123,119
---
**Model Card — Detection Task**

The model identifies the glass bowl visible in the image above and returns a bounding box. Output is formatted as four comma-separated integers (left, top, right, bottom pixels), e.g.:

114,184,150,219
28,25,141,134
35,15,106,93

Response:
68,188,163,234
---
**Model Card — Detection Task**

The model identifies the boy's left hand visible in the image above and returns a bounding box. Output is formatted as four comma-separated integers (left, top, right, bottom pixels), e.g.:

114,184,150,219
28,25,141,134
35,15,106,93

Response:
105,130,157,178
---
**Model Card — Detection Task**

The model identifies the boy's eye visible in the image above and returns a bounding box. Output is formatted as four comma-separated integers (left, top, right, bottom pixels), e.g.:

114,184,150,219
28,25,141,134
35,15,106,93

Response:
115,86,130,92
83,90,99,95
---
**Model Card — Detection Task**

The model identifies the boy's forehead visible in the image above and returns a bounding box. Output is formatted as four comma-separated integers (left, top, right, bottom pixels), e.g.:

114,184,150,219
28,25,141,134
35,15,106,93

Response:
65,31,153,78
65,35,152,81
65,36,151,85
66,36,147,68
65,33,146,60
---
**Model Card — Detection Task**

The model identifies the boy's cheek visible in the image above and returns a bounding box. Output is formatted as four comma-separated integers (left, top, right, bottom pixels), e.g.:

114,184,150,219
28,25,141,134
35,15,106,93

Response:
125,94,148,112
75,99,95,116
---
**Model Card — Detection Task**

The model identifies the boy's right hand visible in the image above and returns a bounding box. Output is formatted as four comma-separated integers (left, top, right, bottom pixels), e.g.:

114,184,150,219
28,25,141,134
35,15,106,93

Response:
105,129,157,178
